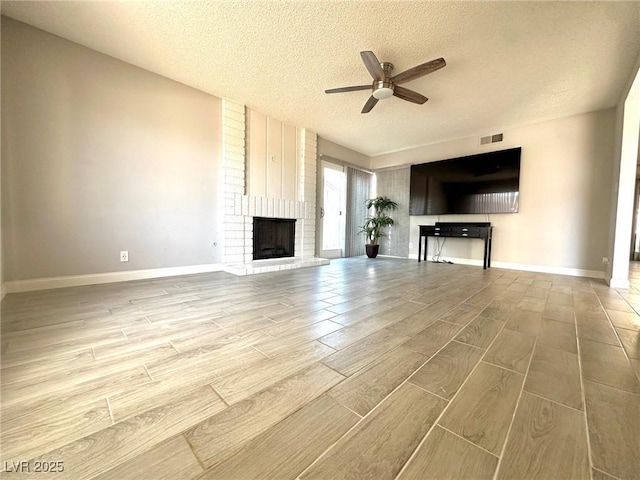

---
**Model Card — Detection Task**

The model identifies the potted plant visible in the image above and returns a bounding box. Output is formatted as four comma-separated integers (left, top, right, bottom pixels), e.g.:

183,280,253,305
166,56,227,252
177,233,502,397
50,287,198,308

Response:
360,196,398,258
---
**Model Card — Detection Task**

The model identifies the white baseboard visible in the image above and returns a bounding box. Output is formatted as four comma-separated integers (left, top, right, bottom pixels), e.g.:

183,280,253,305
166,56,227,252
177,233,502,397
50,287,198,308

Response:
408,254,605,280
604,271,631,289
2,256,611,296
2,264,225,294
608,276,630,289
490,260,605,280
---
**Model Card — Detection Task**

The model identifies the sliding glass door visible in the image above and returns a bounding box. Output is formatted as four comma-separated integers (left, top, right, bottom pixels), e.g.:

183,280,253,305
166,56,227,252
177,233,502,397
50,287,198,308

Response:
319,161,346,258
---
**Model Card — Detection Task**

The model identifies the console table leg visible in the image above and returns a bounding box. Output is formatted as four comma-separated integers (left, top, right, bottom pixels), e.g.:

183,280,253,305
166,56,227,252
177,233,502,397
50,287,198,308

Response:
488,234,492,268
483,238,487,269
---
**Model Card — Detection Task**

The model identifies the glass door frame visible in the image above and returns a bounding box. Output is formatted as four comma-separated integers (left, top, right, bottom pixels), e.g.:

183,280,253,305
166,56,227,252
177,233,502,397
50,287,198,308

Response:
318,161,347,259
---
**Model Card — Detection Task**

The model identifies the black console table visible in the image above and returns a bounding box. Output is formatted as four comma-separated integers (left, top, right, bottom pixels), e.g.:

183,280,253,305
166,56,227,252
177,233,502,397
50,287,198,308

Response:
418,222,493,269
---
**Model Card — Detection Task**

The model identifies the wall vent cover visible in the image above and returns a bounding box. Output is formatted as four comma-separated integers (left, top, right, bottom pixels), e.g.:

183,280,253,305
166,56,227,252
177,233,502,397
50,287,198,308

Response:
480,133,504,145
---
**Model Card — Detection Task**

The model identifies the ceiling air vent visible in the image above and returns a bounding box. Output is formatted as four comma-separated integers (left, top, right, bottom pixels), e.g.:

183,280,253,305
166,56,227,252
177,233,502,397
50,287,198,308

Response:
480,133,504,146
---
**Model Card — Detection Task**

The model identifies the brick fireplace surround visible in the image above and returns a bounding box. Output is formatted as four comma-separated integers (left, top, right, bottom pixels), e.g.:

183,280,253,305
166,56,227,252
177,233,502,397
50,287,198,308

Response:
219,100,328,275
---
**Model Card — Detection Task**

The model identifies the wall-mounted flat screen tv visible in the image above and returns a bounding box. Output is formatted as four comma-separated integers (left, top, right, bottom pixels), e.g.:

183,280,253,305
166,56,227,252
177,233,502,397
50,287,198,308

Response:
410,147,521,215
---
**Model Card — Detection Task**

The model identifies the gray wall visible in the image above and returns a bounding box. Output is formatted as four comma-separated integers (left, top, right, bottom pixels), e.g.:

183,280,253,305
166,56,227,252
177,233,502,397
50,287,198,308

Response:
317,137,370,169
375,167,410,257
1,17,223,281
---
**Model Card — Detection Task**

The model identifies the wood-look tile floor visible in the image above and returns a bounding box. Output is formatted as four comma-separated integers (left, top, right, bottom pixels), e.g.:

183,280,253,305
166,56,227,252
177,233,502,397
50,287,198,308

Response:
2,258,639,479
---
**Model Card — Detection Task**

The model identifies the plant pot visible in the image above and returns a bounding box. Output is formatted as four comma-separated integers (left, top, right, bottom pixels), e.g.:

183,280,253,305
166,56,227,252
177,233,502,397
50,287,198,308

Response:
365,244,380,259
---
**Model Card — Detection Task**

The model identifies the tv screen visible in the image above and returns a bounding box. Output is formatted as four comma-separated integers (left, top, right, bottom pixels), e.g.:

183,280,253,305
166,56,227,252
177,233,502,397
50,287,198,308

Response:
410,147,521,215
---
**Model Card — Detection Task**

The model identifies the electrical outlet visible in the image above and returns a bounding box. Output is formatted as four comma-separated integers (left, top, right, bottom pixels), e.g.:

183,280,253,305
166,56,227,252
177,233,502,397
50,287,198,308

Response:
409,242,413,249
602,256,610,265
120,250,129,262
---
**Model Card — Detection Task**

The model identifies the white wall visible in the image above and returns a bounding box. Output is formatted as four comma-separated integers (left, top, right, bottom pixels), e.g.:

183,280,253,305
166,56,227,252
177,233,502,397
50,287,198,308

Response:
372,109,616,276
607,51,640,288
1,17,223,282
0,15,3,299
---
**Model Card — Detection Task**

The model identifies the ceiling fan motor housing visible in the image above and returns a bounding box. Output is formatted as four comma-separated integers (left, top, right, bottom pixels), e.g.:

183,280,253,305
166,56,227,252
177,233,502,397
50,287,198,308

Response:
372,62,395,99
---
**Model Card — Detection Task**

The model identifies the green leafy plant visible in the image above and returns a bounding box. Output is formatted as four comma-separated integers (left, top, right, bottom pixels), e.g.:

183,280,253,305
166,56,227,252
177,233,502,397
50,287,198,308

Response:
360,196,398,245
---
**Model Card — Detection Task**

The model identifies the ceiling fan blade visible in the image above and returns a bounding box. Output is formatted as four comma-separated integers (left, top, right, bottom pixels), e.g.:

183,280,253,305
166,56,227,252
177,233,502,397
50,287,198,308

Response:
361,96,379,113
325,85,371,94
393,86,428,104
392,57,446,85
360,51,385,81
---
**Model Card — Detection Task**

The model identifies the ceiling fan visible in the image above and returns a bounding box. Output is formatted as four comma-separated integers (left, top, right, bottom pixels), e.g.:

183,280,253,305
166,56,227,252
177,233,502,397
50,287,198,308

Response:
325,51,446,113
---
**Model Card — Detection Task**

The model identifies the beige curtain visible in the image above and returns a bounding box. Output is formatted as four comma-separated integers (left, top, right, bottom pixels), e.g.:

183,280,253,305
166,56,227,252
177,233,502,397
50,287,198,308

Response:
345,167,372,257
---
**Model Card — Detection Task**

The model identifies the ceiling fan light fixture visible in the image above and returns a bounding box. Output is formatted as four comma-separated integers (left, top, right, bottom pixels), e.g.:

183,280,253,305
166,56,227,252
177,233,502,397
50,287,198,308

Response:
373,87,394,99
372,79,394,99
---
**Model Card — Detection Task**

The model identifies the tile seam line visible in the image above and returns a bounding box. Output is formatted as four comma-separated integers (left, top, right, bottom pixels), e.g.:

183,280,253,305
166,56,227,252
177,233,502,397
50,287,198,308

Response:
582,291,640,478
600,304,640,383
437,423,501,459
298,322,476,479
392,313,512,480
576,332,596,480
490,315,540,480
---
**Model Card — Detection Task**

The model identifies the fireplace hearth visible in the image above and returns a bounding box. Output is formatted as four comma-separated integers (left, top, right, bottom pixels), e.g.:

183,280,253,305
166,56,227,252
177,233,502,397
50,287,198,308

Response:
253,217,296,260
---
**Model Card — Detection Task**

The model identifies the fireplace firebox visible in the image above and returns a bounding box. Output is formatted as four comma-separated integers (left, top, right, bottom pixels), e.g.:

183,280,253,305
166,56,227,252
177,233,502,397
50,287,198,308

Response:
253,217,296,260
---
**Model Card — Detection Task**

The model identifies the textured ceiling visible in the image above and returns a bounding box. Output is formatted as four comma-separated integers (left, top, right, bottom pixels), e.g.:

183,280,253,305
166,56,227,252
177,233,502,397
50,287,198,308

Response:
2,1,639,157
